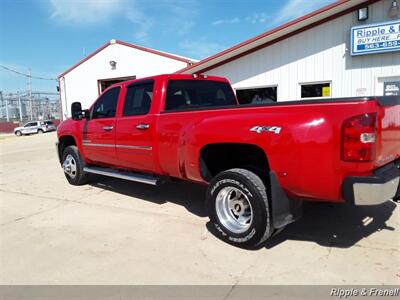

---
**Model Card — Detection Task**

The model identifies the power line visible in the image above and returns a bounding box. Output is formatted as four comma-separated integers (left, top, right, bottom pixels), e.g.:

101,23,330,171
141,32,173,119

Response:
0,64,57,81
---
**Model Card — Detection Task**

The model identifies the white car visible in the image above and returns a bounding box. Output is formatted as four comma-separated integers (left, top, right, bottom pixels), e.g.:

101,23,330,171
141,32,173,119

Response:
14,121,48,136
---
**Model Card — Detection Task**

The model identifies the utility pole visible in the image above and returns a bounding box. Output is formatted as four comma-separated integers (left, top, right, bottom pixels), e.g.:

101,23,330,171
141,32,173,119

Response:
18,91,22,122
2,92,9,122
28,68,33,120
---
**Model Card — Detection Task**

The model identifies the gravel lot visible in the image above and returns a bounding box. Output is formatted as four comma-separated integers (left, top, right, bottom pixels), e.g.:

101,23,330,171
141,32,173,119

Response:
0,132,399,285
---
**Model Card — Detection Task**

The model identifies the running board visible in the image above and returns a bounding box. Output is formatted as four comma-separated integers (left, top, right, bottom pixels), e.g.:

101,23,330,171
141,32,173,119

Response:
83,166,161,185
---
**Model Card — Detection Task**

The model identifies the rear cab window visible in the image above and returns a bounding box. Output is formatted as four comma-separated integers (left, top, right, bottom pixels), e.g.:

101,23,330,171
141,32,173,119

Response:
165,80,237,111
123,80,154,116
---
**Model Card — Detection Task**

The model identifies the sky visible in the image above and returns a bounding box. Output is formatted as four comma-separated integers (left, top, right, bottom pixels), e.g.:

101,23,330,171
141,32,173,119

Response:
0,0,335,93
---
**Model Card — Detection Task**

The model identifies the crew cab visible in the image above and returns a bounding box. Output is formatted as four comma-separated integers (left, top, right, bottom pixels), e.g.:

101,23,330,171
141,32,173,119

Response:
56,74,400,248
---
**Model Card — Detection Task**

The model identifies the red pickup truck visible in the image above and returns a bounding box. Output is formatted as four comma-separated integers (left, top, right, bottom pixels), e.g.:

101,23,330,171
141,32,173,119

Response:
57,74,400,248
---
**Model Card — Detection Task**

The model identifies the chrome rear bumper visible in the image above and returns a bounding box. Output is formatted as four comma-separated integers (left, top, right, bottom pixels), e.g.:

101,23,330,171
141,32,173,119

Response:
353,177,399,205
343,159,400,205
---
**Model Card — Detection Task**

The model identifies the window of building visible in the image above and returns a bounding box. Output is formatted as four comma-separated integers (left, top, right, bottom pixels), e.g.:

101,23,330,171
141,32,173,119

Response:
123,81,154,116
165,80,236,111
236,86,277,104
300,82,331,98
92,87,120,119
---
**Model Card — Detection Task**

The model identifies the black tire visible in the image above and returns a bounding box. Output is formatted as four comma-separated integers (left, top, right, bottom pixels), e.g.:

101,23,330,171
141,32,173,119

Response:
206,168,273,249
62,145,89,185
15,131,22,136
38,129,44,134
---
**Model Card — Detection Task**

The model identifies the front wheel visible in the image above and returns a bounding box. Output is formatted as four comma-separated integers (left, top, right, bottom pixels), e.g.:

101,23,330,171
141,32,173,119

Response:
62,145,89,185
37,129,44,134
206,168,273,249
15,131,22,136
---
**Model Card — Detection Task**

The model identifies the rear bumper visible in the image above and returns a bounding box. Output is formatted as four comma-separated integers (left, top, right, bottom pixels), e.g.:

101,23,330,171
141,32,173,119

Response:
343,159,400,205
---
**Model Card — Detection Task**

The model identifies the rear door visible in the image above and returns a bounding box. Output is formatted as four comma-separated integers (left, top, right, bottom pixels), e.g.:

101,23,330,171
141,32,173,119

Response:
32,122,40,133
82,87,120,165
115,80,155,172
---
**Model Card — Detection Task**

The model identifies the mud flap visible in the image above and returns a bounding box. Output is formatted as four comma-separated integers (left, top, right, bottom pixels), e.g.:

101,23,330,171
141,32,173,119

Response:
269,171,302,229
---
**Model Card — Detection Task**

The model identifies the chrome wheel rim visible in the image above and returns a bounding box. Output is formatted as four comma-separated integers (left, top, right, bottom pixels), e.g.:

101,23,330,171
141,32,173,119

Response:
215,186,253,234
63,154,77,178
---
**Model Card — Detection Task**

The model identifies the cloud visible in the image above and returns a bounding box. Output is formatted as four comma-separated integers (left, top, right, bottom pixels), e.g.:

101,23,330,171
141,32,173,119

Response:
211,0,332,28
273,0,334,25
49,0,123,24
160,1,199,36
211,13,270,26
47,0,155,42
245,13,269,24
179,40,225,60
212,17,240,26
125,6,154,42
46,0,200,43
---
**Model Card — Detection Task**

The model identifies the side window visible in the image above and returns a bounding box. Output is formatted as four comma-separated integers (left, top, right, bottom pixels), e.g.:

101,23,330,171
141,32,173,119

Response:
165,80,236,111
92,87,120,119
123,82,154,116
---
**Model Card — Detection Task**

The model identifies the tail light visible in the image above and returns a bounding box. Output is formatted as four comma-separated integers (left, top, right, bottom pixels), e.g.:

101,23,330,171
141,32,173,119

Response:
341,113,377,162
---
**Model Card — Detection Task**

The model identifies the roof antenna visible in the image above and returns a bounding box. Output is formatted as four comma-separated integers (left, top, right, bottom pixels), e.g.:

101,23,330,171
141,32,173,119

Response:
83,47,86,57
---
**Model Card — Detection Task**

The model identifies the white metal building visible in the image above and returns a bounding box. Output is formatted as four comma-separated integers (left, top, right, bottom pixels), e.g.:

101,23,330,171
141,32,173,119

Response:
59,39,195,119
179,0,400,104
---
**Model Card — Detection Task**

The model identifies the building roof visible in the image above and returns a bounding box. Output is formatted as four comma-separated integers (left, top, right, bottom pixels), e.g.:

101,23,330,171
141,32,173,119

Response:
178,0,377,74
58,39,197,78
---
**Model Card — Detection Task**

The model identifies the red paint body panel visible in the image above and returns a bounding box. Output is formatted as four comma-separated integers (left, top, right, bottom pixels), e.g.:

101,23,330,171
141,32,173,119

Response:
57,74,400,203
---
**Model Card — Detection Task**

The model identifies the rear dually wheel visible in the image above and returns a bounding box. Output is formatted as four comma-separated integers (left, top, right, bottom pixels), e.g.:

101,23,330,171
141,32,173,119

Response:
206,168,273,249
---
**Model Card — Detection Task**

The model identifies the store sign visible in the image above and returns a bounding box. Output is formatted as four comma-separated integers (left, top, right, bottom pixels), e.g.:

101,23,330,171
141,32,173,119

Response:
384,81,400,96
351,20,400,56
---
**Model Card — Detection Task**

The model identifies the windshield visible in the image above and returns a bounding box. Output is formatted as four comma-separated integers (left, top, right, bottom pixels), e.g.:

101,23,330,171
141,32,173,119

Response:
165,80,237,111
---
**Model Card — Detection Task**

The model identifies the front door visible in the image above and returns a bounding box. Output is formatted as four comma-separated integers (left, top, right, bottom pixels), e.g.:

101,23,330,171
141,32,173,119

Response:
22,122,37,134
82,87,120,166
115,80,155,172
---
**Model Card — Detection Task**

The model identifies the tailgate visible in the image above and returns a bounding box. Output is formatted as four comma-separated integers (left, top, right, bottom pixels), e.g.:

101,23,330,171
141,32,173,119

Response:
375,96,400,167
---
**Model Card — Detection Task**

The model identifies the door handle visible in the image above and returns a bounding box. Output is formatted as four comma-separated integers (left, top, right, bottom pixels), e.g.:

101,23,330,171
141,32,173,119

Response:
136,124,150,130
103,126,113,131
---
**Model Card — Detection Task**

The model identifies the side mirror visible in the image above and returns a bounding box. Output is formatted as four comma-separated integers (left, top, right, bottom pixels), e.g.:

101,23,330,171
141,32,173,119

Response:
71,102,89,120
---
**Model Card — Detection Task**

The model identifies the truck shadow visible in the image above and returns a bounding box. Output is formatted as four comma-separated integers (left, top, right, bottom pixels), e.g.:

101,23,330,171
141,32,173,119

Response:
89,177,397,249
263,201,397,249
89,176,208,218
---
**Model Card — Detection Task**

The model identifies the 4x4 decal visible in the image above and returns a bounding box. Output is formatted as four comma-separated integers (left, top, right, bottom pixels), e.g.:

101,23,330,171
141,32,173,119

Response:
250,126,282,134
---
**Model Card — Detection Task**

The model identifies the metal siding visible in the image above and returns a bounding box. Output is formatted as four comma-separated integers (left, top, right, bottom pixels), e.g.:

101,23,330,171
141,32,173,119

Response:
207,0,400,101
